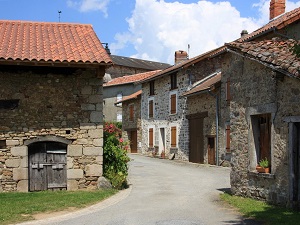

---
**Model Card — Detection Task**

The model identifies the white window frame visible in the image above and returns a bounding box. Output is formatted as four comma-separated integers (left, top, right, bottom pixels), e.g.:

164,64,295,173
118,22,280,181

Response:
116,93,122,106
169,90,178,115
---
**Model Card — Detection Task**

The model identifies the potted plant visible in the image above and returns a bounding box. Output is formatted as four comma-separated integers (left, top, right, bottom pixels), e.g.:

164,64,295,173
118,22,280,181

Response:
256,158,270,173
161,150,166,159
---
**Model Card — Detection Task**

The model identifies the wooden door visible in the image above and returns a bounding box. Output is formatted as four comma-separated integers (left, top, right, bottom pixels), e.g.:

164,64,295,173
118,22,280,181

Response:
130,131,138,153
29,142,67,191
207,137,216,165
189,118,204,163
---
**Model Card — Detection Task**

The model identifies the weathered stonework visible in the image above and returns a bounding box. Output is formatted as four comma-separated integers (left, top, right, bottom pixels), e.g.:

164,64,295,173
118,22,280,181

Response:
221,52,300,206
140,56,222,161
0,67,105,192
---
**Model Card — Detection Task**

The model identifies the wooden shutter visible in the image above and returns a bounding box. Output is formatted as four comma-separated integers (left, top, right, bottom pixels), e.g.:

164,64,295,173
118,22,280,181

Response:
226,78,230,105
149,100,153,118
149,128,154,147
226,125,230,153
171,126,177,148
129,104,134,121
170,94,176,114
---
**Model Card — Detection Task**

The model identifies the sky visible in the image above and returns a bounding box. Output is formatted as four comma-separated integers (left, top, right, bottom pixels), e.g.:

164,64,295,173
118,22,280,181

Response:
0,0,300,64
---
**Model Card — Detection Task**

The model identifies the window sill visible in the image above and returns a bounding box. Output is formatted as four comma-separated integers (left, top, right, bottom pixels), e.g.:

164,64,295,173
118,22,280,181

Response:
248,171,275,179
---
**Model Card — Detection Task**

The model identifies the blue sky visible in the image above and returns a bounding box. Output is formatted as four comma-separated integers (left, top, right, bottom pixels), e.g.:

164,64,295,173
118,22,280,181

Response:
1,0,300,64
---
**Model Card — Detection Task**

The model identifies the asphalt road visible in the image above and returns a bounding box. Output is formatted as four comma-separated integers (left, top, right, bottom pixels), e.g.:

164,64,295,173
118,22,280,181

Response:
19,154,258,225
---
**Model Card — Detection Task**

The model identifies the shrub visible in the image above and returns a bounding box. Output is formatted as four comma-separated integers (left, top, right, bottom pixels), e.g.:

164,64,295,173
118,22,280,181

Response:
103,122,130,189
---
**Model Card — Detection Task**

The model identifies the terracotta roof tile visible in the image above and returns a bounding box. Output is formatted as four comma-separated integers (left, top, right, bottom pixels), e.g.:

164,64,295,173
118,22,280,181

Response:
0,20,112,65
104,70,161,86
227,38,300,77
238,7,300,42
116,90,142,104
183,72,221,97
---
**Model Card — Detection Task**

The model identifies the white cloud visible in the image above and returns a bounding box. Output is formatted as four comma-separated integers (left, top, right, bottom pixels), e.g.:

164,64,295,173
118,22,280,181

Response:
111,0,300,64
67,0,110,16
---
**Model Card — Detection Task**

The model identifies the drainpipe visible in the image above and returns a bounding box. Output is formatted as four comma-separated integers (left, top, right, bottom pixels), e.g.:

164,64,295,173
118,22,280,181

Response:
208,90,219,166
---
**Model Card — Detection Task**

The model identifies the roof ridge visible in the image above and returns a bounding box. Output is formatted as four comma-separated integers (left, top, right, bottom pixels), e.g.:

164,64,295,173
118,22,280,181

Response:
0,20,92,26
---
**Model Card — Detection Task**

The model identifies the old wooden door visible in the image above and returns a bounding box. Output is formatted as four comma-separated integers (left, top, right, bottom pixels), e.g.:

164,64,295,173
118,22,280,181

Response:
29,142,67,191
207,137,216,165
189,118,204,163
130,131,138,153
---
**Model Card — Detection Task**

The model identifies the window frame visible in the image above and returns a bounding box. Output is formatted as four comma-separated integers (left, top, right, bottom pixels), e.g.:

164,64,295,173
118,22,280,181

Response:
170,73,178,90
148,97,154,119
149,81,155,96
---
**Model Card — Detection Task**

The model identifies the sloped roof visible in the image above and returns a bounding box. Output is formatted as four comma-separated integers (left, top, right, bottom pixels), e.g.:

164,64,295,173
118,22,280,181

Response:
238,6,300,42
138,46,226,84
183,72,221,97
227,38,300,78
110,55,171,70
0,20,112,66
115,90,142,104
104,70,161,87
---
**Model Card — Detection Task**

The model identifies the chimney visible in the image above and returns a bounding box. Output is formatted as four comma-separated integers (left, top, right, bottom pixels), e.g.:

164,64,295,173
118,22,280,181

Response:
175,50,188,65
240,30,248,37
270,0,286,20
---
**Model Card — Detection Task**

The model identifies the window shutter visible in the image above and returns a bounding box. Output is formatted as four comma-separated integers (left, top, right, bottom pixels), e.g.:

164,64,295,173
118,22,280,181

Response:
226,125,230,152
149,100,154,118
129,105,134,121
149,128,154,147
171,126,177,148
170,94,176,114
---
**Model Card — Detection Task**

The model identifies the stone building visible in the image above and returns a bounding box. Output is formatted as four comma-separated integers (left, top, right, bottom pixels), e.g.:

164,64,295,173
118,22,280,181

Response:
0,20,112,192
103,55,170,122
139,49,224,162
223,38,300,207
116,90,142,153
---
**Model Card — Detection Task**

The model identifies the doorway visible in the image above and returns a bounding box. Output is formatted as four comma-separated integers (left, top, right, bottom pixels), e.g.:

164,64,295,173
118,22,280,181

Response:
130,130,138,153
189,117,204,163
159,128,166,154
28,141,67,191
207,136,216,165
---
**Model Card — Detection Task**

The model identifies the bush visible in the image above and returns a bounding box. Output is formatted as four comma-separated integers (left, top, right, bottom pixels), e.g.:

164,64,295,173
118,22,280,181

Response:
103,122,130,189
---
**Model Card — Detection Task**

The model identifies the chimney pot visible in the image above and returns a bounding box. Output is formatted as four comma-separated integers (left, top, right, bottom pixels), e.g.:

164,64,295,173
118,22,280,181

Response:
241,30,248,37
270,0,286,20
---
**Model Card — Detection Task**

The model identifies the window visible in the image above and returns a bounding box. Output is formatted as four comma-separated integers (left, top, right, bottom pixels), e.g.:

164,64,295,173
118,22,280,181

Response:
148,98,154,118
226,78,230,105
0,99,19,109
252,114,271,167
149,128,154,147
0,140,6,149
171,126,177,148
117,112,122,122
170,73,177,90
170,92,177,115
129,104,134,121
225,124,230,153
150,81,155,96
116,93,122,106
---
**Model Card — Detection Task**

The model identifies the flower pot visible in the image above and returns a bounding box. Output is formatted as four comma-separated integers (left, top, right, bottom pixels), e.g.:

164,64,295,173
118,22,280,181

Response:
256,166,270,173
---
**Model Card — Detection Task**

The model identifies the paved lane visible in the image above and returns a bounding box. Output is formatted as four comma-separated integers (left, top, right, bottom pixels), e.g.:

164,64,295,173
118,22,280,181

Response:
19,154,256,225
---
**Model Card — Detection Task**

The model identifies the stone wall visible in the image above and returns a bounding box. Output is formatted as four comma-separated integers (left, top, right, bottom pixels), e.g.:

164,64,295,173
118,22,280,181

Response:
140,56,222,160
122,97,142,153
0,66,104,192
223,52,300,206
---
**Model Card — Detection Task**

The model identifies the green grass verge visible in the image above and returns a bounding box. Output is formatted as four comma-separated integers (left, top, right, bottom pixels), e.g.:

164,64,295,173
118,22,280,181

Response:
0,189,118,225
220,193,300,225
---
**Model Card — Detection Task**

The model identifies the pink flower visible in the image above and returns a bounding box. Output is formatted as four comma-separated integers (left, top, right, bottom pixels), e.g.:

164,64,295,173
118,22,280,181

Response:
119,138,123,143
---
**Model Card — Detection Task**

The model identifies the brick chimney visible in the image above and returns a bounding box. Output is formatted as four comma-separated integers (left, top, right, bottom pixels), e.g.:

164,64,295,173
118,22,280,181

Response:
175,50,188,65
270,0,286,20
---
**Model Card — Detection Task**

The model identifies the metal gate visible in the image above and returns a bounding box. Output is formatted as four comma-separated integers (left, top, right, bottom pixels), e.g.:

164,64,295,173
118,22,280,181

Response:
28,141,67,191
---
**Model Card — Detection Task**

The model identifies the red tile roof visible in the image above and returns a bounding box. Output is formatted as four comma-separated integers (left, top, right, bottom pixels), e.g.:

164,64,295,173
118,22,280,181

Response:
0,20,112,65
238,6,300,42
227,38,300,77
116,90,142,104
139,46,226,84
183,72,221,97
104,70,161,86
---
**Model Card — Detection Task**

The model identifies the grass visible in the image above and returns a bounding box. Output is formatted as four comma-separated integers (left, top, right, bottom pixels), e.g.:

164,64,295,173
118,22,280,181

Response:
0,189,118,225
220,192,300,225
